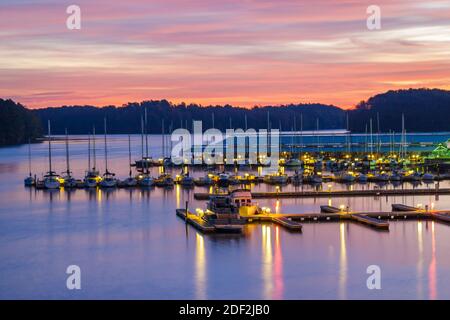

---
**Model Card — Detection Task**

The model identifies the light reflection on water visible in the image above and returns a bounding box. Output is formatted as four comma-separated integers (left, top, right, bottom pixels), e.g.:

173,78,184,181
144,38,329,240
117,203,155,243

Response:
0,135,449,299
339,223,347,300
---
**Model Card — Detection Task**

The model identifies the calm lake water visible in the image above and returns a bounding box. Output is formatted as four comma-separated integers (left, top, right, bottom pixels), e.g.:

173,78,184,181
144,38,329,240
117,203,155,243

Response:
0,135,449,299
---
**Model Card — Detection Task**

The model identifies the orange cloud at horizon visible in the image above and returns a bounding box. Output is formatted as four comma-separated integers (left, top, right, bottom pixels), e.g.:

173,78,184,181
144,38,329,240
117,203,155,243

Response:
1,0,450,109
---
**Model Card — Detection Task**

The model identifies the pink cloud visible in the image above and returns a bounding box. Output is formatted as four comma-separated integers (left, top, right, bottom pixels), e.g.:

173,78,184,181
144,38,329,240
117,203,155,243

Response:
0,0,449,109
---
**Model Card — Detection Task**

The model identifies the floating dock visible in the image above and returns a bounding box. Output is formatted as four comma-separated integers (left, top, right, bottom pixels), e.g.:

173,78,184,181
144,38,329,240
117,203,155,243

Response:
177,206,450,234
176,209,215,233
431,211,450,223
351,214,390,230
194,188,450,200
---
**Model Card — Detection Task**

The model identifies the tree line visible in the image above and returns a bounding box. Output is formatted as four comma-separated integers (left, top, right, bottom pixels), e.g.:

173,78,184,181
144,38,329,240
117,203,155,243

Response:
1,88,449,145
0,99,43,146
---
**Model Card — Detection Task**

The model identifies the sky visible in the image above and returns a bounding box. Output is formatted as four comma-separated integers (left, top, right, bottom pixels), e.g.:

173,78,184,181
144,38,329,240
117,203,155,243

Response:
1,0,450,109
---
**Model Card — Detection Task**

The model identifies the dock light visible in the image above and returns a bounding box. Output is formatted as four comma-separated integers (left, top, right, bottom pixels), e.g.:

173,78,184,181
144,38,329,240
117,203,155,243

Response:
195,208,204,217
431,202,435,210
261,207,271,214
339,204,345,211
417,203,423,209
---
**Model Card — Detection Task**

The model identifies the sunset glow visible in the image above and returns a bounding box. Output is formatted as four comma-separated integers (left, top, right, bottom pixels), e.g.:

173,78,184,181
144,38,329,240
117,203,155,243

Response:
1,0,450,108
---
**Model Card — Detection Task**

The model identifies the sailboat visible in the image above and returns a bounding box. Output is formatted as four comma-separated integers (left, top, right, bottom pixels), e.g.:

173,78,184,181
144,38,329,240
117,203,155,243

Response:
43,120,61,189
99,118,117,188
136,115,154,187
134,109,154,169
122,135,138,187
84,127,102,187
155,164,174,187
24,139,35,186
175,166,194,186
62,129,77,188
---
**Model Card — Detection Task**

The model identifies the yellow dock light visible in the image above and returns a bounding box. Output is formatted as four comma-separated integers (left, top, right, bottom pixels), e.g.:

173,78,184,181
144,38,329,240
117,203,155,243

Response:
260,207,271,214
339,204,346,212
417,203,423,209
195,208,204,217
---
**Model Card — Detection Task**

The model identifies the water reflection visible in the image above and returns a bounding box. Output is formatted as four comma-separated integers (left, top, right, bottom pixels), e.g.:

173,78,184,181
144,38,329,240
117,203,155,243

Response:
429,221,437,300
273,226,284,299
261,225,273,299
196,233,207,299
176,184,181,208
339,223,347,300
417,221,424,299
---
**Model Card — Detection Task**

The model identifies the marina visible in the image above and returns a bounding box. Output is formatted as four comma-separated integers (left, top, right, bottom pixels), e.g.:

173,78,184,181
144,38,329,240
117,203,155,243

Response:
2,133,450,299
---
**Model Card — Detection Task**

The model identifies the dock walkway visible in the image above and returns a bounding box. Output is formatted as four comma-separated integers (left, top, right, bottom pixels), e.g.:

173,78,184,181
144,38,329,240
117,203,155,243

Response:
176,209,215,233
194,188,450,200
177,208,450,234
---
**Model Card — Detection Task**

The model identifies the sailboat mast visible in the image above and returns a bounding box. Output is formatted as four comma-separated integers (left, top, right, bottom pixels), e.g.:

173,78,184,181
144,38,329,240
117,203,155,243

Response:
369,118,373,154
128,135,132,177
65,128,70,176
141,116,144,159
145,107,149,158
47,120,52,174
104,118,108,173
161,119,165,158
377,112,380,154
364,124,368,154
93,126,97,170
401,113,405,158
346,112,350,154
88,133,91,171
292,115,296,155
300,113,303,156
316,118,320,154
28,139,32,177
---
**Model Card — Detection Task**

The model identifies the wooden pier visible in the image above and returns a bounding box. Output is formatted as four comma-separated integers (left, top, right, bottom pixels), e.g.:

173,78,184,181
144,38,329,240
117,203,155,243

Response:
194,187,450,200
431,212,450,223
351,214,389,230
176,209,215,233
177,207,450,234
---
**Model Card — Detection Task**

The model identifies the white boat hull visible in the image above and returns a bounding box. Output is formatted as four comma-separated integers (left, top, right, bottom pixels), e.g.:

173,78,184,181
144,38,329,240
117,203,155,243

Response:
44,178,60,189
